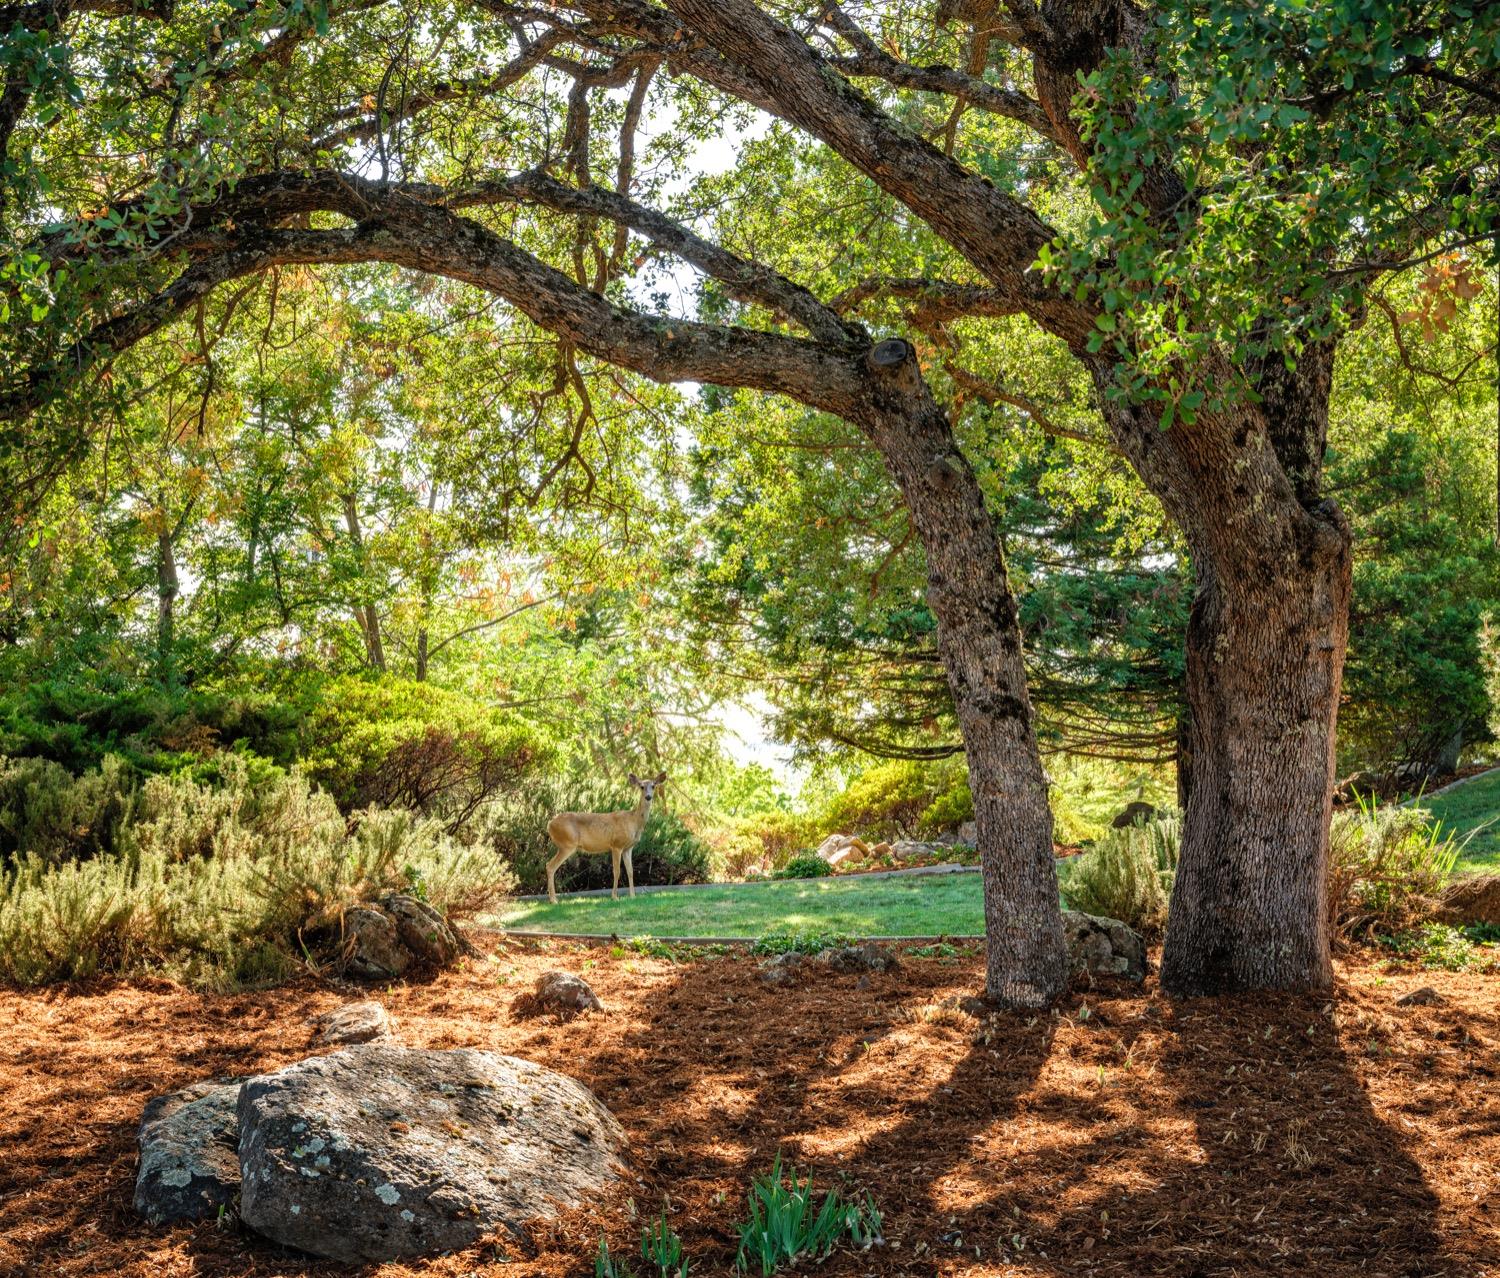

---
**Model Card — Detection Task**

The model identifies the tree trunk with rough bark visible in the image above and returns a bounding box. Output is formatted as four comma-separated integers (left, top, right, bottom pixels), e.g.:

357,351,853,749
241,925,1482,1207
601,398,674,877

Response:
1160,530,1352,996
858,340,1068,1007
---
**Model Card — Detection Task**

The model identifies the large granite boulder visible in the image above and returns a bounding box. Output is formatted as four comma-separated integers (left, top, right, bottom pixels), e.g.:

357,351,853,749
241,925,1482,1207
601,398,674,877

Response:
133,1078,245,1224
339,894,466,980
236,1045,627,1263
1062,910,1147,981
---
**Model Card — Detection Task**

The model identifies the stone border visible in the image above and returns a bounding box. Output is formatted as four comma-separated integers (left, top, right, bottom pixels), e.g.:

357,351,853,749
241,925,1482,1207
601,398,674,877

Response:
507,860,981,903
493,929,984,946
1405,764,1500,805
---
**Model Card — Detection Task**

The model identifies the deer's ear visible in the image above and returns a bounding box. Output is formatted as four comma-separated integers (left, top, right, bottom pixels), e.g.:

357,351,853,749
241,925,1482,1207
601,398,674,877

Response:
627,773,640,786
654,771,667,784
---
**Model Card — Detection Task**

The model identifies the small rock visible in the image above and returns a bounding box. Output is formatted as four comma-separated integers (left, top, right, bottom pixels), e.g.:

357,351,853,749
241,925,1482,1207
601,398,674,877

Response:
237,1045,626,1263
378,893,464,967
815,942,899,974
756,952,805,985
1397,986,1441,1007
134,1078,245,1224
314,1001,394,1046
1062,910,1147,982
342,905,410,980
534,969,604,1014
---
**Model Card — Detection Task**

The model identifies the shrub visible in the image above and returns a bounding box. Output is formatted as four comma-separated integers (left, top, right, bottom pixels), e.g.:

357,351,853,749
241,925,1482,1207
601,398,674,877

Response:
817,760,938,840
0,762,514,989
919,775,973,833
710,810,818,879
295,676,544,832
0,753,137,864
773,853,832,880
0,678,303,774
751,930,852,956
735,1155,882,1275
1378,923,1490,971
1062,812,1180,936
1327,795,1462,939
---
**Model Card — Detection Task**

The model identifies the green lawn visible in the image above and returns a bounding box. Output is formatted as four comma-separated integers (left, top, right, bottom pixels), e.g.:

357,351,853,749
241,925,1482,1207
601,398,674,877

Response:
1425,768,1500,871
491,872,989,938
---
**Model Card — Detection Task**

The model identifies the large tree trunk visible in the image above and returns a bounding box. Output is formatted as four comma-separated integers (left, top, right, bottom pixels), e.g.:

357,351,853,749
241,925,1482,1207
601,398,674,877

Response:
1159,481,1352,996
858,341,1068,1008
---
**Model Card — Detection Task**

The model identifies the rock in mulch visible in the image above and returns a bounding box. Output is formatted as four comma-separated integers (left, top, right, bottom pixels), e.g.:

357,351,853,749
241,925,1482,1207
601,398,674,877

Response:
1436,874,1500,926
1062,910,1147,981
534,969,604,1015
815,833,870,867
379,893,466,966
236,1045,627,1264
757,943,899,984
133,1078,245,1224
340,894,467,980
313,1000,395,1046
816,943,900,974
756,952,808,985
342,905,410,980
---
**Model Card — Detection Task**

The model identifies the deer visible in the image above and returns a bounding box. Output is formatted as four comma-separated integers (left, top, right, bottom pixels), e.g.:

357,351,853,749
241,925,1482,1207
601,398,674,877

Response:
545,772,666,905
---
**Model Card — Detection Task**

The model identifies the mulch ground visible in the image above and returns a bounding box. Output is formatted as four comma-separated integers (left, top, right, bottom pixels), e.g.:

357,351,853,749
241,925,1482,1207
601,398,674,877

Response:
1,938,1496,1278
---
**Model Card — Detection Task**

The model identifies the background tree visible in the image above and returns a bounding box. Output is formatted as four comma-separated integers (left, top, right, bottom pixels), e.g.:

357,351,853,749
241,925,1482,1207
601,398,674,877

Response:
2,0,1496,999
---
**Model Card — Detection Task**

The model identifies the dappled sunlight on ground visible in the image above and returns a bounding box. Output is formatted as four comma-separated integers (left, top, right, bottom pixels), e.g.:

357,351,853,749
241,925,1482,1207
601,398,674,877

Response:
0,937,1496,1276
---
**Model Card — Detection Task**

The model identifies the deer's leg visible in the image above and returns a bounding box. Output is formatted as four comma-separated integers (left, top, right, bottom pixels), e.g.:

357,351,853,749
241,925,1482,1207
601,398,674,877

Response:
610,849,622,900
624,847,636,898
545,844,574,905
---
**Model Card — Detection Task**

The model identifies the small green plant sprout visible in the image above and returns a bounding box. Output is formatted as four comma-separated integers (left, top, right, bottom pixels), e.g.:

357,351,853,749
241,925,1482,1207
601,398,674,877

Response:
734,1154,883,1275
641,1208,690,1278
596,1235,637,1278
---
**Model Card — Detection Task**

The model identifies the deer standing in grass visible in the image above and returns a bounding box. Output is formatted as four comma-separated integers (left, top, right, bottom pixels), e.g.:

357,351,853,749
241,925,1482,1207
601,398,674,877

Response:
545,772,666,905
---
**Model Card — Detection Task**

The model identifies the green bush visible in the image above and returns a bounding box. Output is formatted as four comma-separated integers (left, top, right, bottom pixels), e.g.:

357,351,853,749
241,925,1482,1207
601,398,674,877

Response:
773,853,832,880
0,753,137,864
709,810,818,879
1327,795,1462,939
0,760,515,989
1062,812,1180,936
1378,922,1491,971
817,760,940,840
919,775,973,833
0,678,302,774
294,676,544,832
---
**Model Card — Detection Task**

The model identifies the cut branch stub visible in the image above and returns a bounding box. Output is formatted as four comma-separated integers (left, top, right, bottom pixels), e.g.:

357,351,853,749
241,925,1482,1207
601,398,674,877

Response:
869,337,913,368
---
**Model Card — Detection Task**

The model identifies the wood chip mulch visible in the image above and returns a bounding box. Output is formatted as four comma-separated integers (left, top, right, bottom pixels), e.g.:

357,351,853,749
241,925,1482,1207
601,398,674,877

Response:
0,938,1495,1277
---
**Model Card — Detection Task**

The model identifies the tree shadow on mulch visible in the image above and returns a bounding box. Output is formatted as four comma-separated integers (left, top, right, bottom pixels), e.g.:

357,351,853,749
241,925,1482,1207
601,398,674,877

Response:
551,955,1476,1277
2,948,1493,1278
